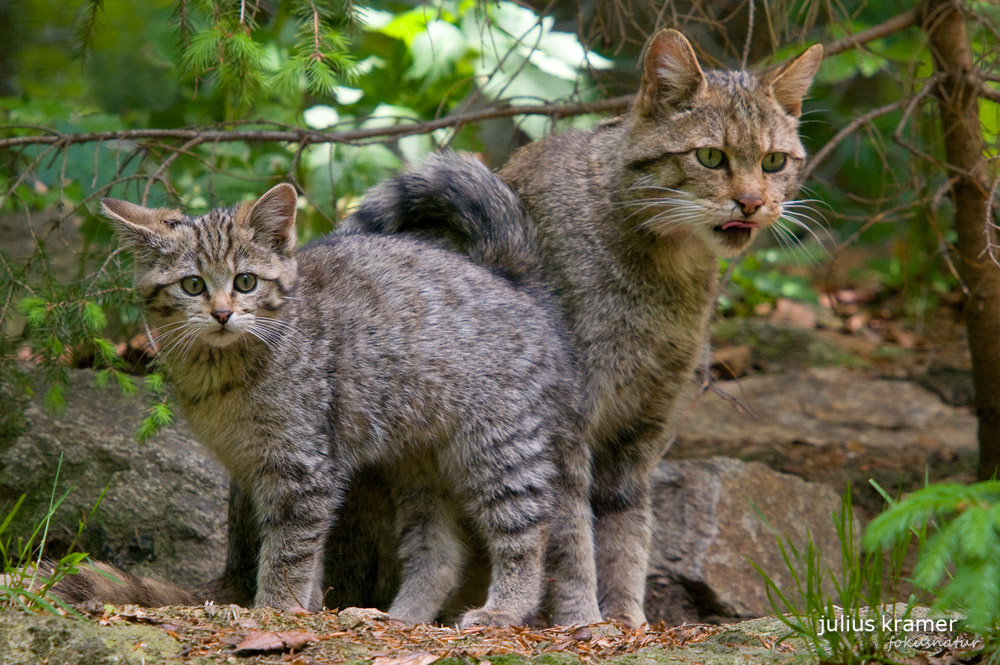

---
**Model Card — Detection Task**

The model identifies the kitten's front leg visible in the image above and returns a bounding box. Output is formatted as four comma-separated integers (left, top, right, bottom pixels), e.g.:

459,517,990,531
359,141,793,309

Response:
209,480,260,606
388,481,466,624
251,458,343,612
546,433,601,626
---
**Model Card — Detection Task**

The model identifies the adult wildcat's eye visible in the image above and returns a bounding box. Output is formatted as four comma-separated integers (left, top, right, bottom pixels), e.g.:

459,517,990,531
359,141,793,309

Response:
180,276,206,296
762,152,787,173
695,148,726,169
234,273,257,293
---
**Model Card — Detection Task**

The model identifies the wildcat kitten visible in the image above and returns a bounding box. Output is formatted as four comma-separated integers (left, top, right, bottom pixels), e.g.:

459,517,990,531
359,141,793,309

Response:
100,159,600,626
343,30,823,626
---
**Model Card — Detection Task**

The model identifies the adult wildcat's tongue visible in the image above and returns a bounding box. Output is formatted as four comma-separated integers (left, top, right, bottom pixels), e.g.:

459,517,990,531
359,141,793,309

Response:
721,220,759,230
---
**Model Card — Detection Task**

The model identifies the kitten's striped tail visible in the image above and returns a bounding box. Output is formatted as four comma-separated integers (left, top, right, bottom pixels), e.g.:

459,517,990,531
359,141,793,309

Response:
341,152,542,286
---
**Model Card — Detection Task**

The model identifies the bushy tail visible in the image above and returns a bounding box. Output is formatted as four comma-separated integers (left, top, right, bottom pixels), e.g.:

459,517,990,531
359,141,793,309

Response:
49,560,202,608
341,152,542,285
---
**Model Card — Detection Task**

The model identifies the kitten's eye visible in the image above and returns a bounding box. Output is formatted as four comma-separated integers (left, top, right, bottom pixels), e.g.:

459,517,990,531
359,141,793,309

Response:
762,152,787,173
180,276,206,296
695,148,726,169
233,273,257,293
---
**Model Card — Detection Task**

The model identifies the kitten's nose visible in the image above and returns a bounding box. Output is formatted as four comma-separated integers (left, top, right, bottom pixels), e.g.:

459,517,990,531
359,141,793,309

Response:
212,309,232,325
735,194,763,215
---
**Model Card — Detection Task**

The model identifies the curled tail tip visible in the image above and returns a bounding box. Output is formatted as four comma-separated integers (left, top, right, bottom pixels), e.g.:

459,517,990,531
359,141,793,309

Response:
346,151,541,285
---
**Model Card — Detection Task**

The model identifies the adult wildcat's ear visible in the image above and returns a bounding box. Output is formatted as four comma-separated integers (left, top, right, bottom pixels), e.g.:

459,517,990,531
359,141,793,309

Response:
765,44,823,118
637,29,707,116
243,183,298,255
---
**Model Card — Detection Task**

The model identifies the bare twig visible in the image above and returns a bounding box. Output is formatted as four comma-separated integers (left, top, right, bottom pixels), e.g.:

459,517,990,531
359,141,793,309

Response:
892,73,949,168
979,81,1000,103
823,8,920,58
804,100,909,180
0,97,633,151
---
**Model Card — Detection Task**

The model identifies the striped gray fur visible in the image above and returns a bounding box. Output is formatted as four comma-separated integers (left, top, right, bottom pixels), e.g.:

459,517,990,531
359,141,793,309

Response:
344,30,823,626
100,174,600,627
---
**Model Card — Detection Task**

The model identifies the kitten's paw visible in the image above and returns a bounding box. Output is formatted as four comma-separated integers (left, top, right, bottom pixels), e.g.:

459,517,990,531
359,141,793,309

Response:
459,608,523,628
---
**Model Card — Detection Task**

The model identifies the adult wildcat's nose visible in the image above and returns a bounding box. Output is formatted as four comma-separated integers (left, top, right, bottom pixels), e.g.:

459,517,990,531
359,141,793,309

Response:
735,194,763,215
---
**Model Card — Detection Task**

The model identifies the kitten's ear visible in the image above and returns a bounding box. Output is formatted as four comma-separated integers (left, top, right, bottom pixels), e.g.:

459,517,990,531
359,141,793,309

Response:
765,44,823,118
101,198,179,254
244,183,298,255
637,29,706,116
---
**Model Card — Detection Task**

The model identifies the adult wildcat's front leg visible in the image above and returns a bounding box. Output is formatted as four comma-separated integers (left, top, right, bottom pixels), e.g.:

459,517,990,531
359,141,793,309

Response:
590,432,664,627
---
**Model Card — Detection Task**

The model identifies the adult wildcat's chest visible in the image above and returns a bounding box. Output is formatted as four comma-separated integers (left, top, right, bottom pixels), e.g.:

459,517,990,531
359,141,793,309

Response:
574,250,716,448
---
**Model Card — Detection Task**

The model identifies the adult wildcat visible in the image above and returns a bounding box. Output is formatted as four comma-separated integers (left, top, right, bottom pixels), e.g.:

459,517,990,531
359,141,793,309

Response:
344,29,823,626
100,154,600,627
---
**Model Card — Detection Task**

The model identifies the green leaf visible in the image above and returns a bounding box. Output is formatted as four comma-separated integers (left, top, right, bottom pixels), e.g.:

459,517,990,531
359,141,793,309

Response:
115,372,137,397
43,336,64,359
150,403,172,426
43,384,65,413
16,297,48,327
181,28,222,77
143,373,165,393
92,337,118,365
93,369,110,388
82,301,107,332
407,20,467,84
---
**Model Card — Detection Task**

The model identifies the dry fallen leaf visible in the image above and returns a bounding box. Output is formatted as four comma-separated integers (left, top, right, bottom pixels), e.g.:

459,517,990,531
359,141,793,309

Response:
234,629,319,654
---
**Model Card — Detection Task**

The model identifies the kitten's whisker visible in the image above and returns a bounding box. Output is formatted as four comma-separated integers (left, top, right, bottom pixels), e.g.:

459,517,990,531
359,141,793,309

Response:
162,326,202,357
253,317,305,339
158,326,202,364
148,319,191,340
243,327,279,352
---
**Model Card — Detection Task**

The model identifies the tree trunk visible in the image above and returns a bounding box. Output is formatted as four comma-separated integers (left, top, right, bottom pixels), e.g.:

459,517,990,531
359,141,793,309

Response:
921,0,1000,479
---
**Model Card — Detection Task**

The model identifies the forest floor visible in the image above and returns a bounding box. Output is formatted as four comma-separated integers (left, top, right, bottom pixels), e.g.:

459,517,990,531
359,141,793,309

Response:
2,601,984,665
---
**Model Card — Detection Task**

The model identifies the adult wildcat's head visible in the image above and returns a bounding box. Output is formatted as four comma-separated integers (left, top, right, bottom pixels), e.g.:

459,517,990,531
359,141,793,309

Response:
618,29,823,258
102,184,299,354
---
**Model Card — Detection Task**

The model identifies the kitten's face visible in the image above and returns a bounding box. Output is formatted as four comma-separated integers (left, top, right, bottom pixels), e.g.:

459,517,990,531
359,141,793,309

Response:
618,30,822,258
102,185,299,355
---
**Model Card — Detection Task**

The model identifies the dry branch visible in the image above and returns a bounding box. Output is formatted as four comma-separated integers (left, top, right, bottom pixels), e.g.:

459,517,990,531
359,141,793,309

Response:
822,9,920,58
0,97,633,151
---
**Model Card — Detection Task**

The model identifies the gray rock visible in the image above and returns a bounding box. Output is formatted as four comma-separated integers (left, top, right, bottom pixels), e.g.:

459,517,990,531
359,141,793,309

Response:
677,367,976,453
0,369,227,589
646,457,850,624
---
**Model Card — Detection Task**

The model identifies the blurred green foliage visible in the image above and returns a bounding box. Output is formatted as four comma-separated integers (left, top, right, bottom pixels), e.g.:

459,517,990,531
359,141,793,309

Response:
0,0,997,436
0,0,614,435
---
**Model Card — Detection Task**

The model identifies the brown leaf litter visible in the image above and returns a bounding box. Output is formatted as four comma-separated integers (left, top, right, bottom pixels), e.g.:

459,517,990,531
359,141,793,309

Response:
84,604,720,663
